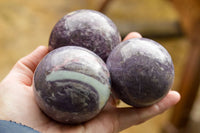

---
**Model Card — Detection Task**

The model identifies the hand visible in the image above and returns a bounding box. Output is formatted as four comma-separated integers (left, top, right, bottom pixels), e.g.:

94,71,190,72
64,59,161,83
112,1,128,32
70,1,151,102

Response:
0,32,180,133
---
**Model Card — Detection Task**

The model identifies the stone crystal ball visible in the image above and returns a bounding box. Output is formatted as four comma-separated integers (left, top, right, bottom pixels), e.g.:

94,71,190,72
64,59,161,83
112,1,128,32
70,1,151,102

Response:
106,38,174,107
33,46,111,124
49,9,121,61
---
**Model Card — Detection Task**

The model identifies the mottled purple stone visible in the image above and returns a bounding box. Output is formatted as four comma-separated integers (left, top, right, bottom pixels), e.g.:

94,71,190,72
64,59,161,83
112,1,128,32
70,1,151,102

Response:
49,9,121,61
106,38,174,107
33,46,111,124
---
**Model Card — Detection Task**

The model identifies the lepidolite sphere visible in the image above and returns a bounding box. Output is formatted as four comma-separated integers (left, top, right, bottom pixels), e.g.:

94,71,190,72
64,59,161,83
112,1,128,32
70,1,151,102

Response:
106,38,174,107
33,46,111,124
49,9,121,61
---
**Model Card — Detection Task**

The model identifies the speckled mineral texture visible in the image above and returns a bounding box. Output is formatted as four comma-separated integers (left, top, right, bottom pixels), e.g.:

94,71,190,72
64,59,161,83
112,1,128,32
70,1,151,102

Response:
33,46,111,124
49,9,121,61
106,38,174,107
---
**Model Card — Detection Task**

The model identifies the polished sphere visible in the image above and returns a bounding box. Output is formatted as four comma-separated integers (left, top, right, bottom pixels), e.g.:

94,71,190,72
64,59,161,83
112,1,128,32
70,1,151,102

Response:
49,9,121,61
33,46,111,124
106,38,174,107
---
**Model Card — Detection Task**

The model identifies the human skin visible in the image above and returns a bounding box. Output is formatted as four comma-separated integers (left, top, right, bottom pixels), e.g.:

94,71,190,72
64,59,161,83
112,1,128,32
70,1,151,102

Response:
0,32,180,133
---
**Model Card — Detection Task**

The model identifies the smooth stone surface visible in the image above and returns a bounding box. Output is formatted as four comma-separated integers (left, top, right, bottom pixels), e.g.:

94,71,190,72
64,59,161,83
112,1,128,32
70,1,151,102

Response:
49,9,121,61
33,46,111,124
106,38,174,107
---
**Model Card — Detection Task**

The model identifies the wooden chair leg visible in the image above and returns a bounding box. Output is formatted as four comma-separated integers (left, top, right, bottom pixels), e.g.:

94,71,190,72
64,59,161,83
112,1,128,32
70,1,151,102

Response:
98,0,113,13
163,0,200,132
163,44,200,133
171,44,200,128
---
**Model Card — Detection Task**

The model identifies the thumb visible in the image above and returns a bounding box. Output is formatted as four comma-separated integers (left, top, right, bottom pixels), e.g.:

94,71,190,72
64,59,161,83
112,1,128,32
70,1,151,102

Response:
3,46,49,86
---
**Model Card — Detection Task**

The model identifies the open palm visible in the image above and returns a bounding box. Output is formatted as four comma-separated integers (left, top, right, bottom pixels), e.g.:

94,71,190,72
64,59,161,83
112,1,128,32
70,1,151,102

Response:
0,32,180,133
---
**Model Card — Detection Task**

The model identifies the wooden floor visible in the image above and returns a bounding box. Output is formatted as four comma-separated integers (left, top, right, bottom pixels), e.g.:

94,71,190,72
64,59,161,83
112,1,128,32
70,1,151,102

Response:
0,0,199,133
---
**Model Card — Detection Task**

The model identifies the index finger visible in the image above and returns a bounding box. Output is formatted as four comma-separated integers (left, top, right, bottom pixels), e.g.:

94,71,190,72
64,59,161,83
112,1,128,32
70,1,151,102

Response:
117,90,180,132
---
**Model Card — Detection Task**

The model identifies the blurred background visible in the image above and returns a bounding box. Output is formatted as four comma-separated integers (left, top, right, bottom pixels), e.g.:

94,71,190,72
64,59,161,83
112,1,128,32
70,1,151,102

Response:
0,0,199,133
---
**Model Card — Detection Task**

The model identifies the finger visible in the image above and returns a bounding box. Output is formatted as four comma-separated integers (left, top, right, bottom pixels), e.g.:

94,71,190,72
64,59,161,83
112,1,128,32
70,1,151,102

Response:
117,91,180,132
123,32,142,41
105,89,121,109
5,46,49,86
85,91,180,133
104,94,120,110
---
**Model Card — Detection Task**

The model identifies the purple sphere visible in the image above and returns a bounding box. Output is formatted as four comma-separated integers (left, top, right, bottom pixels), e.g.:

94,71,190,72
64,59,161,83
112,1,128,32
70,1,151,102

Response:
49,9,121,61
106,38,174,107
33,46,111,124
